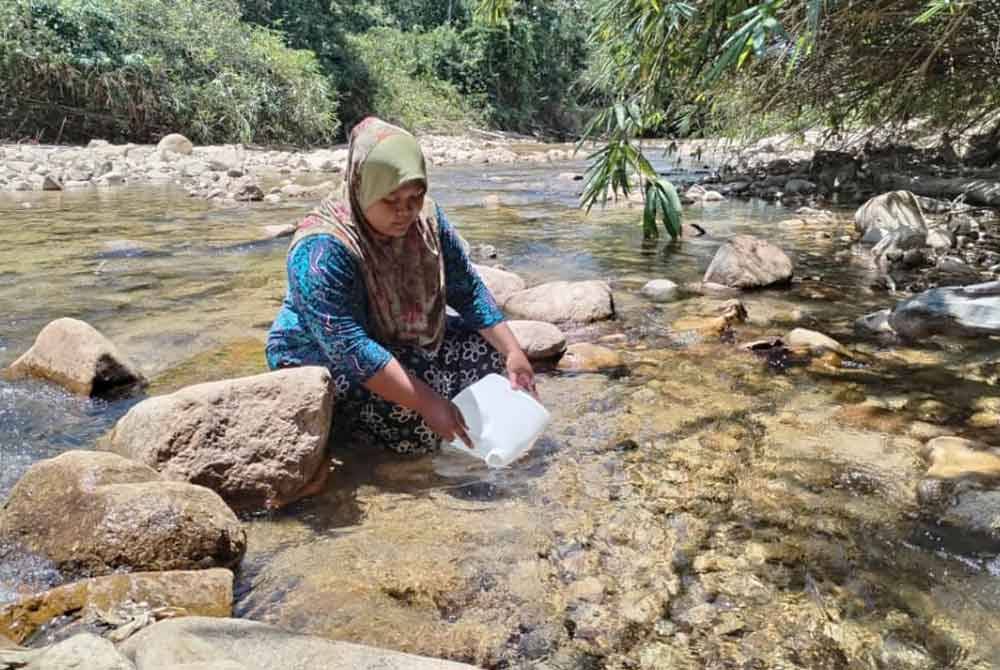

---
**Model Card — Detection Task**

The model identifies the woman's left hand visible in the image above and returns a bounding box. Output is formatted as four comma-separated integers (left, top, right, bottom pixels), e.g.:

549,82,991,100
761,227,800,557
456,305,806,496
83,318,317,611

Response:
506,350,537,397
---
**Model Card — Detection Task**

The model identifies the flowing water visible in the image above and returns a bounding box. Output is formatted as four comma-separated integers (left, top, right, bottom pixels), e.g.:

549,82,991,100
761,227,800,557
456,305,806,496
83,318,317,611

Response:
2,153,999,668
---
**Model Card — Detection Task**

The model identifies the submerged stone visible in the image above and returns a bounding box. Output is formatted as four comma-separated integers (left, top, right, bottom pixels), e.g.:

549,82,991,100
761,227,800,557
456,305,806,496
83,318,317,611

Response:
0,569,233,644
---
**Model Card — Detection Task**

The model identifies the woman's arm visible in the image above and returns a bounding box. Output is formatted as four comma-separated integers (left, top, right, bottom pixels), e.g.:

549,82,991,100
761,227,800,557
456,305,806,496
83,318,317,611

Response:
479,321,536,395
364,360,472,447
434,205,537,394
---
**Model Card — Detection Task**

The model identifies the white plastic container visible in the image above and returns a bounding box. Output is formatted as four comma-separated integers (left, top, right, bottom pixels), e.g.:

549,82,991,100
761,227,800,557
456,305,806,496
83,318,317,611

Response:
443,373,550,468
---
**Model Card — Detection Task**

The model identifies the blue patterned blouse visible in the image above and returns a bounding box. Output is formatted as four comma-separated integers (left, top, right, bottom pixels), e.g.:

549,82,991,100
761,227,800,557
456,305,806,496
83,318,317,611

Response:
266,205,504,388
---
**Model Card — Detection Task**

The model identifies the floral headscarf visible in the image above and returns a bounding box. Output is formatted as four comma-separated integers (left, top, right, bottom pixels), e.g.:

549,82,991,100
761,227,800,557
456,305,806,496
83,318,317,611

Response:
291,117,446,351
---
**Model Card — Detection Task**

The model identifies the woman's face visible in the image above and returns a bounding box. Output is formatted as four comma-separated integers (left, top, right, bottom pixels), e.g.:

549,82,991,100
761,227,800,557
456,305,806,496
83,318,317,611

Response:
364,181,426,238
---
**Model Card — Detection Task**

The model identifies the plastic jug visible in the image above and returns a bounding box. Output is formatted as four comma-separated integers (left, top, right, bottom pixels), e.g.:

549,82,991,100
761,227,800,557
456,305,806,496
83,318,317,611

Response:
444,373,550,468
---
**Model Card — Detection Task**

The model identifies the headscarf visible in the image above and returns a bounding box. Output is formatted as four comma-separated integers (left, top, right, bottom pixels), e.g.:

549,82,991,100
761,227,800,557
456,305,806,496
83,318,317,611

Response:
291,117,446,351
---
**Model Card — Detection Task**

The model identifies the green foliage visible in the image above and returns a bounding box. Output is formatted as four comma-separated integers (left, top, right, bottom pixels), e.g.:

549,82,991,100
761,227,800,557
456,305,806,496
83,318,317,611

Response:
463,1,594,135
0,0,337,144
347,27,482,133
581,102,682,240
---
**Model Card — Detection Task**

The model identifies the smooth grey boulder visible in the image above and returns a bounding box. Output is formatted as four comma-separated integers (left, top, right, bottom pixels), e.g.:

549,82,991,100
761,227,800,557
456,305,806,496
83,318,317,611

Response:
702,236,793,289
8,634,135,670
6,318,146,396
473,265,526,307
0,451,245,577
507,320,567,361
854,190,928,248
889,280,1000,338
505,281,615,323
641,279,680,303
118,617,479,670
103,368,334,511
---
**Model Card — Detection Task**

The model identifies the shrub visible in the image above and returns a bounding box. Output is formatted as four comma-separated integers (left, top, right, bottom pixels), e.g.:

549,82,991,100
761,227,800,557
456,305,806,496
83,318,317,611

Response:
0,0,338,144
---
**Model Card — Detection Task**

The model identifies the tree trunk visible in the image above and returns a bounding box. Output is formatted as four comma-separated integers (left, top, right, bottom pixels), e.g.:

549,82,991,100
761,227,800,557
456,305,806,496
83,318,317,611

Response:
875,173,1000,207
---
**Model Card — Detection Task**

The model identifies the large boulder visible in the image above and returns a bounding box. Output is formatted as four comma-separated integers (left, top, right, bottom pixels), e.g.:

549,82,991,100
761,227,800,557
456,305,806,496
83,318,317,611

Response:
0,451,245,577
854,191,928,247
6,318,146,396
505,281,615,323
102,368,333,511
2,634,135,670
506,321,567,361
0,569,232,644
156,133,194,156
889,281,1000,338
118,617,480,670
473,265,525,307
702,236,793,289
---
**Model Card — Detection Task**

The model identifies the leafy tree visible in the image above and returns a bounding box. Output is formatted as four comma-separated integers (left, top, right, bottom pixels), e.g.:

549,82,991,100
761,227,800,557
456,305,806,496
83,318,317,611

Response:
478,0,1000,239
0,0,336,143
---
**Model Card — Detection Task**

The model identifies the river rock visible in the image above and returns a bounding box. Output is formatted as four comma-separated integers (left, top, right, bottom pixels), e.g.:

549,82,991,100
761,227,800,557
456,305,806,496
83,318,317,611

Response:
0,451,245,577
924,436,1000,480
939,489,1000,542
505,281,615,323
702,236,793,289
784,178,816,196
854,191,928,247
6,318,146,396
118,617,479,670
0,569,233,644
473,265,525,307
926,226,953,250
261,223,295,239
855,309,894,335
641,279,680,302
156,133,194,156
507,321,567,361
42,175,63,191
889,280,1000,338
231,178,264,202
11,634,135,670
784,328,852,357
103,368,334,511
556,343,624,372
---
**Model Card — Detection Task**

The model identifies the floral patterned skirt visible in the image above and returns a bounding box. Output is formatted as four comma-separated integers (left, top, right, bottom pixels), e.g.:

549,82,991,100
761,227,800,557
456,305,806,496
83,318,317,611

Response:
332,329,505,455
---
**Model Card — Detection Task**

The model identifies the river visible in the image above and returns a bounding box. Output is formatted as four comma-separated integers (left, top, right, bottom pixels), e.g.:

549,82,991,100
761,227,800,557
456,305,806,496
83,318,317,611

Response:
2,154,999,668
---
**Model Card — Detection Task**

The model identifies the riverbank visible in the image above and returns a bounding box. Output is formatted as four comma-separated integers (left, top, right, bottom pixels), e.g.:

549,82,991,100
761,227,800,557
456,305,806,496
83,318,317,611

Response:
0,132,578,203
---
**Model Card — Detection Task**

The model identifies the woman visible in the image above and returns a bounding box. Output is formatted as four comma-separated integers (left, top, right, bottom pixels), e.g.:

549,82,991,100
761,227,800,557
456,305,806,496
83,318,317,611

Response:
266,117,536,455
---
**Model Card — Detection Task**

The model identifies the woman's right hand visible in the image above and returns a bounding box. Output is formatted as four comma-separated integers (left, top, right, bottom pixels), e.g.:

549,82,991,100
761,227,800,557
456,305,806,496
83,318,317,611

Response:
418,394,473,449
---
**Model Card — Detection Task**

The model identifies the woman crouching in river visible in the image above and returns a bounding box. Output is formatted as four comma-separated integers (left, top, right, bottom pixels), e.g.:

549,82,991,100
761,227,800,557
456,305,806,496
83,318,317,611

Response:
266,117,536,463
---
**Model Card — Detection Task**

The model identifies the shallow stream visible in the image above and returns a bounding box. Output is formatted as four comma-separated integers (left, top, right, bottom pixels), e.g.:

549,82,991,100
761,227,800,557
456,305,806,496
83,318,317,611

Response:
2,153,999,668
